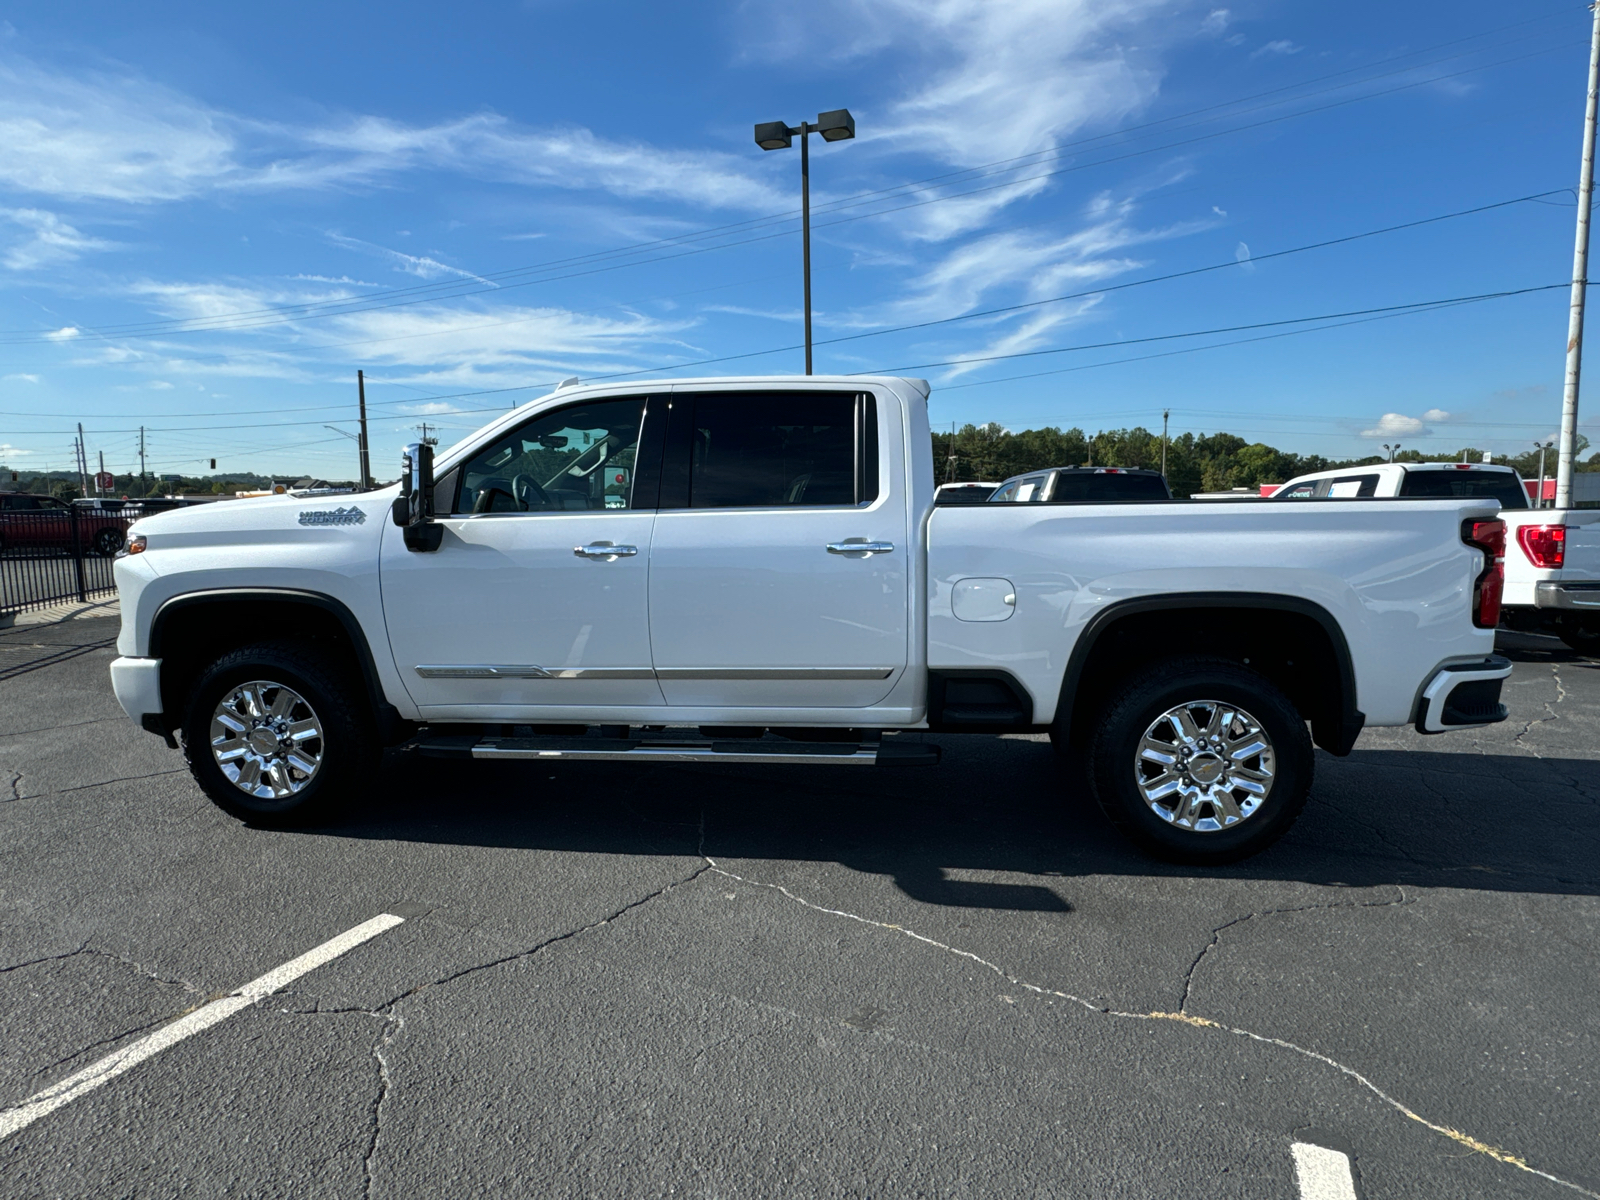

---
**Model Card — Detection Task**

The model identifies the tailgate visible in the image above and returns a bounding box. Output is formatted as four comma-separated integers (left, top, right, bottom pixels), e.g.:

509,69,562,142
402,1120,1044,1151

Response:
1562,511,1600,578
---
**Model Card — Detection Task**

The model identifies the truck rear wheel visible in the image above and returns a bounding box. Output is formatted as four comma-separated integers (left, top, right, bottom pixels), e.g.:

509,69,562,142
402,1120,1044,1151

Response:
1559,619,1600,656
1087,657,1312,864
181,640,377,826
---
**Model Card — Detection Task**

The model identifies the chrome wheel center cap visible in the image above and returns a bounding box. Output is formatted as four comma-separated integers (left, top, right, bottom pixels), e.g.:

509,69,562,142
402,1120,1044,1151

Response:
1188,753,1225,784
247,728,280,756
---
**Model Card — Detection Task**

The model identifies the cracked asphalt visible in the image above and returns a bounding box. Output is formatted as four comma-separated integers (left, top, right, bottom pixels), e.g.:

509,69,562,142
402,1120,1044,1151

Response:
0,615,1596,1198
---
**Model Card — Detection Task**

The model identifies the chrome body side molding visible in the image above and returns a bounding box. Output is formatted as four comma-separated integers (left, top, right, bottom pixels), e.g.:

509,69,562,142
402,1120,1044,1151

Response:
415,665,894,681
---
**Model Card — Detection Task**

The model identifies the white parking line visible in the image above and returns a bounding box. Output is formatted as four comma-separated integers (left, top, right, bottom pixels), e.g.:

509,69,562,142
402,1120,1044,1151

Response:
1293,1142,1358,1200
0,912,407,1141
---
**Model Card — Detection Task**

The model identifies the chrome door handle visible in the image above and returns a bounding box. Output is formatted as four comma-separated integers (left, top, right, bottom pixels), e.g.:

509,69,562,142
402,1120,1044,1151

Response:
574,542,639,559
827,540,895,554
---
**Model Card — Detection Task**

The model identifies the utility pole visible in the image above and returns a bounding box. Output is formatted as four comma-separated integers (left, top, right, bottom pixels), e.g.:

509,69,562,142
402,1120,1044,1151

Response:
1558,1,1600,509
138,426,147,497
357,370,373,490
75,423,88,497
944,421,958,483
415,422,438,446
1161,409,1170,479
98,451,106,497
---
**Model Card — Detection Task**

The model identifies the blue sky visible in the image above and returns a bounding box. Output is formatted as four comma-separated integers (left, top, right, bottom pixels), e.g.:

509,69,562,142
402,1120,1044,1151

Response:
0,0,1596,481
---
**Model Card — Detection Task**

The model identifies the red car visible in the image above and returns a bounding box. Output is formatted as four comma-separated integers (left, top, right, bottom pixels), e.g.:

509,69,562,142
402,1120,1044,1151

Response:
0,493,130,556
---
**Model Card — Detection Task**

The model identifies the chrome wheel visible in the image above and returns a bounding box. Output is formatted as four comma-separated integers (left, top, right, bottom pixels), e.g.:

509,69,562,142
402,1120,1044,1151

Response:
1134,700,1275,833
209,681,325,800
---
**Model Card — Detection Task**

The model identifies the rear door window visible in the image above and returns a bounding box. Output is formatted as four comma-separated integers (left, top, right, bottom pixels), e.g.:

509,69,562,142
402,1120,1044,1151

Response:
662,391,877,509
1047,472,1171,501
1327,474,1380,498
1399,469,1528,509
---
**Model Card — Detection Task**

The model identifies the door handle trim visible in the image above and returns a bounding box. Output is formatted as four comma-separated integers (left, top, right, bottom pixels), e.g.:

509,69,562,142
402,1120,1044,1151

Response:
574,543,639,559
827,540,895,554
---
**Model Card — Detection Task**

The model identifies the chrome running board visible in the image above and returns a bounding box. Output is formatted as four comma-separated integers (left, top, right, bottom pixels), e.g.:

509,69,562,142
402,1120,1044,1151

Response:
412,731,939,767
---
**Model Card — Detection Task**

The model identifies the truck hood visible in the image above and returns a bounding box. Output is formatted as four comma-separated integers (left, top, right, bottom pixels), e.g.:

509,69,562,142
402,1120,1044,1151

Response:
129,489,398,549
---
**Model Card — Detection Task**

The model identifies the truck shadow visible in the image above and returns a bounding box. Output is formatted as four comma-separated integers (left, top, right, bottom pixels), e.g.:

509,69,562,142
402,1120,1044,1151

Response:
322,736,1600,911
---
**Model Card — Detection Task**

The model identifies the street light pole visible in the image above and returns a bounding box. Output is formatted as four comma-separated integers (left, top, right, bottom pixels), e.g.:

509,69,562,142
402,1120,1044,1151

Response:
754,109,855,375
1558,1,1600,509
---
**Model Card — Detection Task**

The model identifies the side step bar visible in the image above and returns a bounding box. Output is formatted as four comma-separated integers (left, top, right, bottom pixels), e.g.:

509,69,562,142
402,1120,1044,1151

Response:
412,732,940,767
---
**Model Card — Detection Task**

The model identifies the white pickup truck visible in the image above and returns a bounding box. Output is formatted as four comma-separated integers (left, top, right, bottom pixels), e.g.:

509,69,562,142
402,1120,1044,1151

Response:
1273,461,1600,654
109,376,1511,863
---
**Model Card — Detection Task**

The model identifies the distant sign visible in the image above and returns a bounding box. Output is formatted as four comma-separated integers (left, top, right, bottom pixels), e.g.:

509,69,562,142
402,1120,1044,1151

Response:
95,471,114,489
160,474,181,482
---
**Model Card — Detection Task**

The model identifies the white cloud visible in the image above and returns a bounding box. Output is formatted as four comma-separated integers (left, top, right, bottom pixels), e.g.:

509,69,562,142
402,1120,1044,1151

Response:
1234,240,1253,272
0,53,782,212
1251,39,1301,59
44,325,79,340
0,57,235,201
333,302,695,375
1200,8,1229,35
743,0,1173,235
325,232,497,285
1360,413,1429,438
1422,408,1450,422
0,443,36,457
858,189,1212,328
0,207,114,269
3,372,39,382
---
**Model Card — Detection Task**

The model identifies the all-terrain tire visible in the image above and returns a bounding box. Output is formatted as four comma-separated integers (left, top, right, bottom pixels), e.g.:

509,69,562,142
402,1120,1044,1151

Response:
182,640,377,826
1087,656,1313,865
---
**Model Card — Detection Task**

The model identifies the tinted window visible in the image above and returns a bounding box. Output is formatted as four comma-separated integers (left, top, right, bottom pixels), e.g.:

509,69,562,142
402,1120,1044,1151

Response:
1277,483,1318,500
1399,469,1528,509
1327,474,1380,498
6,495,40,510
681,392,862,508
456,398,645,514
987,481,1019,503
1047,472,1170,501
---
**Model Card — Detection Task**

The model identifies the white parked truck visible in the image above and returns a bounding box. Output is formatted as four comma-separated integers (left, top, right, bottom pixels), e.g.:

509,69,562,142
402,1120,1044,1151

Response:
110,377,1512,863
1273,460,1600,654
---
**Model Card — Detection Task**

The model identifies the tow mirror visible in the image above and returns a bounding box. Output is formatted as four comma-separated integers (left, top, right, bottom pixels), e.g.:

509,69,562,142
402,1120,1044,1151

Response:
392,442,443,551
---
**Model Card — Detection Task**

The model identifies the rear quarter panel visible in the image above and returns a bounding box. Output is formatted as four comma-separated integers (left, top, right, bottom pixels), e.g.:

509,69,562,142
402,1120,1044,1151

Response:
927,498,1498,726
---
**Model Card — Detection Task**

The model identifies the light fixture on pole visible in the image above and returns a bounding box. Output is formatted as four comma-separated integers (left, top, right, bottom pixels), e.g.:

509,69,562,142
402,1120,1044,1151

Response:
754,108,856,375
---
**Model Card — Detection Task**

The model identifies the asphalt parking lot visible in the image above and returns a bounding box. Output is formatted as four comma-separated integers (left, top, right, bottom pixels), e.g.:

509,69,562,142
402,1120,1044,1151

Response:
0,612,1595,1198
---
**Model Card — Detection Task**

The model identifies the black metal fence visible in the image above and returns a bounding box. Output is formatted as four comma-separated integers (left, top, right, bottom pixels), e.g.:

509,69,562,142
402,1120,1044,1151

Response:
0,507,126,615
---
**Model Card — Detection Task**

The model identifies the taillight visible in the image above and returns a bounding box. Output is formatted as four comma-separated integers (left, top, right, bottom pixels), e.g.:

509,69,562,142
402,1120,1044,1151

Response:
1463,519,1505,628
1516,523,1566,569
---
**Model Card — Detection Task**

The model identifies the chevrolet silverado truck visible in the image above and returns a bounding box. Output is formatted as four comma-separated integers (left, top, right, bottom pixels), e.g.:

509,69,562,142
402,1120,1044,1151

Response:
1274,460,1600,654
109,376,1511,863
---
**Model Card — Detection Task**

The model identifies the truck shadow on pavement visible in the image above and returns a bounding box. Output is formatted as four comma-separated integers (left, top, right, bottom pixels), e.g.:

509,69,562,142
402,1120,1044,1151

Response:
320,735,1600,911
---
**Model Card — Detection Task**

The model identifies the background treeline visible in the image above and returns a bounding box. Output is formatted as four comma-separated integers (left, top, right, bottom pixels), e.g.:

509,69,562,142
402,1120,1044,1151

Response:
0,470,356,500
931,424,1598,499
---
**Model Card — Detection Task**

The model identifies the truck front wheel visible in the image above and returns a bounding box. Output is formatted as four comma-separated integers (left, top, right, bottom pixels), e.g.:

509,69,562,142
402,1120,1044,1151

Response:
1088,657,1313,864
181,640,377,826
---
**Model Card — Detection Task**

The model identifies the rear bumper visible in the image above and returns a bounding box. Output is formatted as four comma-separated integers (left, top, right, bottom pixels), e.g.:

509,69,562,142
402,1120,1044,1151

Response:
109,656,162,724
1535,581,1600,610
1414,656,1512,734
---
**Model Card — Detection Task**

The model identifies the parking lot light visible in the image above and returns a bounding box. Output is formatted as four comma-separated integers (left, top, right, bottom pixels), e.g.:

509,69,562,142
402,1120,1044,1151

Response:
752,108,857,374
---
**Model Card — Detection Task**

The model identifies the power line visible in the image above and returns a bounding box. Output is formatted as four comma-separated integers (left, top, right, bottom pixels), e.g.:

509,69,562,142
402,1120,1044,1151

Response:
5,282,1570,438
874,283,1571,374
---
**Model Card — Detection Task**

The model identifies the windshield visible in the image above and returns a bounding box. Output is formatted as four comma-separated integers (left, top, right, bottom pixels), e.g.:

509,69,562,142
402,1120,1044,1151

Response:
1398,469,1528,509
